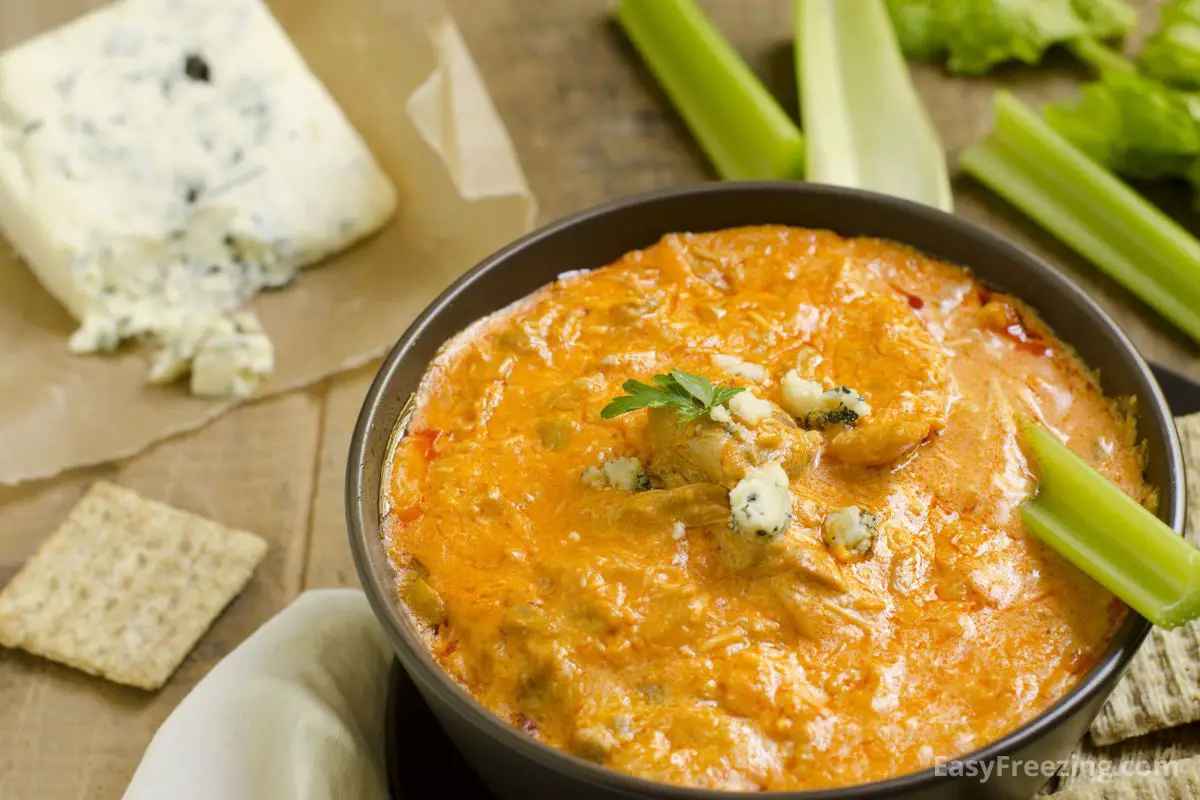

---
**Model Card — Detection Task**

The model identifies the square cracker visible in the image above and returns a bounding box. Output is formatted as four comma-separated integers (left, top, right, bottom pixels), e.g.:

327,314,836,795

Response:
0,481,267,690
1088,413,1200,745
1048,725,1200,798
1050,756,1200,799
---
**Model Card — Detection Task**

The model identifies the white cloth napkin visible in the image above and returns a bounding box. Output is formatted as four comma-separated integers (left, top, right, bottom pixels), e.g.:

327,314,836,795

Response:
123,589,392,800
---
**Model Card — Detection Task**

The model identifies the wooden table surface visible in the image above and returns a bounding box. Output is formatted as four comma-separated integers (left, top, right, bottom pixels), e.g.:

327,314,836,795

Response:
1,1,1195,797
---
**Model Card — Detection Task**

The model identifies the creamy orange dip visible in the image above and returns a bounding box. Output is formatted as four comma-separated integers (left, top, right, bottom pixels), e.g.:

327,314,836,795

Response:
384,226,1149,791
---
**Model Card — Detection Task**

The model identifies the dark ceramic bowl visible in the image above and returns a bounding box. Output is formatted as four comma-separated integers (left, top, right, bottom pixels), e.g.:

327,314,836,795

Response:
347,182,1185,800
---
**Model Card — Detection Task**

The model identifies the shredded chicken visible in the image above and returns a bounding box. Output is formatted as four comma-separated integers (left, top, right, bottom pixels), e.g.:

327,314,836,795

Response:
645,403,822,489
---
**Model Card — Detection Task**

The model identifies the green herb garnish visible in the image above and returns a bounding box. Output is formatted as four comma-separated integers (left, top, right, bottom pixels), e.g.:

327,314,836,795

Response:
601,369,744,425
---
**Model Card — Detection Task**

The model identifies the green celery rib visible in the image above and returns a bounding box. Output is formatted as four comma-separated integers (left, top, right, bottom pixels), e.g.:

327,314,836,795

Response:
960,91,1200,345
1021,422,1200,629
796,0,952,211
615,0,805,180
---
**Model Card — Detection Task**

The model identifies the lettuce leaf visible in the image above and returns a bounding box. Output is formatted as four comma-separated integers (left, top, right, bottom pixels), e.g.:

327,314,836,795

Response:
886,0,1135,74
1140,0,1200,90
1045,69,1200,180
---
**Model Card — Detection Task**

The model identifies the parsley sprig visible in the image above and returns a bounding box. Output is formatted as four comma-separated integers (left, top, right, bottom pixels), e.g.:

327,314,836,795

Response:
601,369,745,424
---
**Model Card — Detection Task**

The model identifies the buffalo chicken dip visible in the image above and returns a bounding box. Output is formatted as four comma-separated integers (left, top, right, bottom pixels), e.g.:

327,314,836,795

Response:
382,226,1150,791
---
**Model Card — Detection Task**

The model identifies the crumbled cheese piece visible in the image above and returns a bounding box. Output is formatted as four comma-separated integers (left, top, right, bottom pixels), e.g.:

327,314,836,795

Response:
581,457,647,491
573,374,606,393
581,466,606,488
0,0,397,395
603,457,644,491
672,521,686,540
728,389,774,427
823,506,879,559
780,370,872,429
567,531,581,542
709,404,732,424
828,387,872,419
573,724,620,761
599,351,657,369
729,461,792,538
711,353,767,383
780,372,825,415
188,313,273,397
146,309,272,396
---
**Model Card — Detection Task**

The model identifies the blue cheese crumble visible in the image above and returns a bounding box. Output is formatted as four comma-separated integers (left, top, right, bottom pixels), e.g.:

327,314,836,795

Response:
709,403,733,424
727,389,774,426
780,370,871,429
822,506,879,560
711,353,767,383
729,461,792,538
187,312,273,396
582,456,648,491
0,0,397,396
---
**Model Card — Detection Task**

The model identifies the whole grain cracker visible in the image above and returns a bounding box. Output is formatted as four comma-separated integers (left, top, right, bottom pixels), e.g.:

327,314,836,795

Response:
1049,725,1200,798
1088,412,1200,745
1051,758,1200,800
0,481,267,690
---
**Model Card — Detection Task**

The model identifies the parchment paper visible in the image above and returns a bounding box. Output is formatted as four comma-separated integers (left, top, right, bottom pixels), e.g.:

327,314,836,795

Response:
0,0,535,486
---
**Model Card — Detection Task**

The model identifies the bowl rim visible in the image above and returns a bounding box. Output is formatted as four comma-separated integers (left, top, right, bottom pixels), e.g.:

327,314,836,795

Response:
347,180,1186,798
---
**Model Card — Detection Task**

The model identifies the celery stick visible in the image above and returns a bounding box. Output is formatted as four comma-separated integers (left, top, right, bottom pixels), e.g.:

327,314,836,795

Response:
1021,421,1200,629
796,0,952,211
960,91,1200,344
615,0,805,180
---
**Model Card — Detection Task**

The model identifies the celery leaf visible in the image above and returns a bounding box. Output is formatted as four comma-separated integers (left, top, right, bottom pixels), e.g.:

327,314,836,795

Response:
1140,0,1200,90
886,0,1135,74
1045,70,1200,180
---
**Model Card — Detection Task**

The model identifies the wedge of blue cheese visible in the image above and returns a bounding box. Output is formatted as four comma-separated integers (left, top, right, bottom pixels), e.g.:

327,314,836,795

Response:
0,0,397,396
